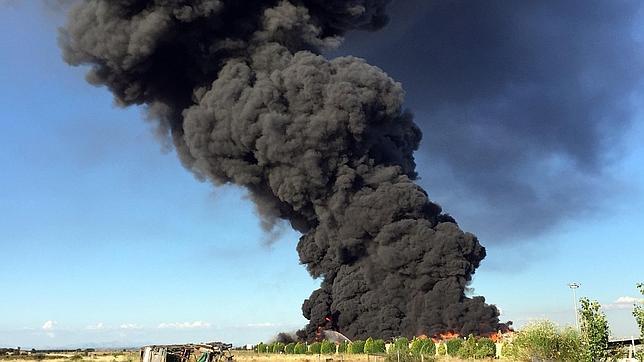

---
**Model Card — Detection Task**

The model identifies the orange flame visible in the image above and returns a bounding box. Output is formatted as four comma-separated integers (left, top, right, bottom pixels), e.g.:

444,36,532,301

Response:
428,331,460,344
489,332,501,343
439,331,460,340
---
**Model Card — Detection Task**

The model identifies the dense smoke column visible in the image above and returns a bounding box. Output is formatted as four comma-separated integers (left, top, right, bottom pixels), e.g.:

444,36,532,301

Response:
61,0,503,339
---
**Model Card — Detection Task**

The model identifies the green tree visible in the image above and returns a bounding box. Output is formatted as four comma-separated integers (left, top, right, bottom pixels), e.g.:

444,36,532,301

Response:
309,342,321,354
633,283,644,360
293,342,307,354
284,343,295,354
579,297,609,362
320,340,335,354
349,340,365,354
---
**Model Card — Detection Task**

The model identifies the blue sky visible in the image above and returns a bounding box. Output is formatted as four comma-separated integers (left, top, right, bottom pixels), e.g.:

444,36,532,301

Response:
0,2,643,348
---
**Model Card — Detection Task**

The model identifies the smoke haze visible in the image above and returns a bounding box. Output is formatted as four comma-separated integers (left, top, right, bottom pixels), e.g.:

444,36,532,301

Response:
332,0,644,243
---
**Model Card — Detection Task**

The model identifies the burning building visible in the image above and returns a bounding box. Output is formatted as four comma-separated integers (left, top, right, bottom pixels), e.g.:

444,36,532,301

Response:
60,0,506,340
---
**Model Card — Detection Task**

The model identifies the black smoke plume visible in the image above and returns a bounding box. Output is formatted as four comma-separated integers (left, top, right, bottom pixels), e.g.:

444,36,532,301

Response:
60,0,504,339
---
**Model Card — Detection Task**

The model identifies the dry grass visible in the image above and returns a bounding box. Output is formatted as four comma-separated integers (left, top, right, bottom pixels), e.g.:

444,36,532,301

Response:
1,352,139,362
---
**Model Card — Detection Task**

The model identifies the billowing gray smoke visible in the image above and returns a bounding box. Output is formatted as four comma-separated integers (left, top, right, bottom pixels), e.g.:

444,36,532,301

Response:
60,0,503,339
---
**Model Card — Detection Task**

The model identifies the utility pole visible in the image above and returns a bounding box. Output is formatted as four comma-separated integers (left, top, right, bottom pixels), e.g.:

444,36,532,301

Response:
568,282,581,331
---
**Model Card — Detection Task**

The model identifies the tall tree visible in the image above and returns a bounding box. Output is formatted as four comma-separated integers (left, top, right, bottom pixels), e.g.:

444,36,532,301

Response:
634,283,644,360
579,298,610,362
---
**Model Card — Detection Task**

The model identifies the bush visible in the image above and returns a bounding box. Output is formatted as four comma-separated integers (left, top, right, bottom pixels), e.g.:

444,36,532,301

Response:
363,337,375,353
475,337,496,359
457,335,477,359
284,343,295,354
502,320,582,361
308,342,321,354
373,339,387,353
436,343,447,356
558,327,582,361
349,340,365,354
70,356,83,361
444,338,463,356
337,341,348,353
256,343,267,353
320,340,335,354
410,338,435,356
272,342,285,353
393,337,409,352
293,342,307,354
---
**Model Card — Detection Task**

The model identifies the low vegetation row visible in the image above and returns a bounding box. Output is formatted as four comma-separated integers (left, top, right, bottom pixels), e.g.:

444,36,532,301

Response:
253,283,644,361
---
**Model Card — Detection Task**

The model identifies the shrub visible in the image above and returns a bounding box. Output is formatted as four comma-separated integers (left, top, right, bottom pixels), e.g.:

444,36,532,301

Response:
444,338,463,356
320,340,335,354
393,337,409,352
558,327,582,361
293,342,307,354
363,337,375,354
308,342,321,354
349,340,365,354
410,338,435,356
475,337,496,359
256,343,267,353
373,339,386,353
272,342,285,353
502,320,582,361
436,343,447,356
457,335,477,359
284,343,295,354
337,341,348,353
70,356,83,361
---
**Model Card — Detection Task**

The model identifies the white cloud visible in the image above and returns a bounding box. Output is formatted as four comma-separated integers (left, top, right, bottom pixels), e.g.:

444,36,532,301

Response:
42,320,57,338
157,321,211,329
86,322,104,330
119,323,142,330
603,296,644,310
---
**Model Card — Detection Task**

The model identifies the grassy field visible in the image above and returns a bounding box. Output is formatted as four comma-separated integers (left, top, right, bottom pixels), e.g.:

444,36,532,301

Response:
1,351,492,362
0,352,139,362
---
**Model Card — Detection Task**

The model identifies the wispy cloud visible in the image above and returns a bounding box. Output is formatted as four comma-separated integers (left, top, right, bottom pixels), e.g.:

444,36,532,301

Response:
85,322,104,330
603,296,644,310
119,323,142,330
157,321,211,329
